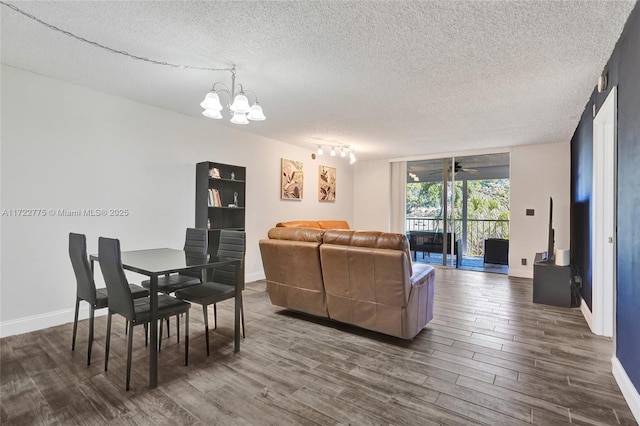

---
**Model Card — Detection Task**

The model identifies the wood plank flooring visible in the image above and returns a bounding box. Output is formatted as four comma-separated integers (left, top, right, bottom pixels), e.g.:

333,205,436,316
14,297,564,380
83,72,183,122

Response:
1,268,637,425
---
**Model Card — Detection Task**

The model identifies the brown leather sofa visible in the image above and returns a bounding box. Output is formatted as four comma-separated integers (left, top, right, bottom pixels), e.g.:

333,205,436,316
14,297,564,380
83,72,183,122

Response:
275,220,350,229
260,227,435,339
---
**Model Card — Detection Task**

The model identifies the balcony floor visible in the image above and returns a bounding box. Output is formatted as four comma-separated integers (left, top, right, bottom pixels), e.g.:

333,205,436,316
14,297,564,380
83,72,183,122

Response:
412,252,509,275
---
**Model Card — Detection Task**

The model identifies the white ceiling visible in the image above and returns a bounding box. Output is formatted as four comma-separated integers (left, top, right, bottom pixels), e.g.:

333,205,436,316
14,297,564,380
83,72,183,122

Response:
1,1,636,161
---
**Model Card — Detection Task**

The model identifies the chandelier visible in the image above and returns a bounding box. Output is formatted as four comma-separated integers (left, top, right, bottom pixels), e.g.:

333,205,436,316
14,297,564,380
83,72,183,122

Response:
200,66,265,125
316,144,356,165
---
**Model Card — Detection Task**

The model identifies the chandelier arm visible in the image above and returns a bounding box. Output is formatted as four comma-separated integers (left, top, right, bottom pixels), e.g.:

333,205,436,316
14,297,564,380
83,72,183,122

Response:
212,82,230,94
243,90,260,104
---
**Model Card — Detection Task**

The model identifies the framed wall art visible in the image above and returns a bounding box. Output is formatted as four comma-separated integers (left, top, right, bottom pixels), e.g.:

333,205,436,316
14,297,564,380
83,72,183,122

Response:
281,158,304,199
318,165,336,201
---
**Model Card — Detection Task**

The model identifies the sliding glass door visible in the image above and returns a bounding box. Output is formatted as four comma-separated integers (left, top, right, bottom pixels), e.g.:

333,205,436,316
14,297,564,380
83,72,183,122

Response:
406,153,510,271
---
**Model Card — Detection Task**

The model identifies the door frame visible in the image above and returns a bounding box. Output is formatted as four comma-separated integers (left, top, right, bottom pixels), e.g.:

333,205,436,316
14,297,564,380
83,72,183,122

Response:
591,86,617,337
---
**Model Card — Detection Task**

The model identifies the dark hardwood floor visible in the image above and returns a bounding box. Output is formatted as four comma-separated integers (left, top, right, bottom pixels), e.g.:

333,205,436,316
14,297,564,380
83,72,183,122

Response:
1,268,636,425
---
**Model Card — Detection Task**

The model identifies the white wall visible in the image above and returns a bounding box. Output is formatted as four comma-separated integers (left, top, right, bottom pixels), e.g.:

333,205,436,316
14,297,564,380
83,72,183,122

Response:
509,142,570,277
352,159,390,231
353,142,571,279
0,66,354,336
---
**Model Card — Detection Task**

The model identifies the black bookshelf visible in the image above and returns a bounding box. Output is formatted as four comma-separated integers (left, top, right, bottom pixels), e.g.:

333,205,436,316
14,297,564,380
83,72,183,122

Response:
195,161,246,256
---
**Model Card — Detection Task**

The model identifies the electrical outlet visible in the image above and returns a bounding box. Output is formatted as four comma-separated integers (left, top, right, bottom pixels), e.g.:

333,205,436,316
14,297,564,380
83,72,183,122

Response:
521,258,527,265
526,209,534,216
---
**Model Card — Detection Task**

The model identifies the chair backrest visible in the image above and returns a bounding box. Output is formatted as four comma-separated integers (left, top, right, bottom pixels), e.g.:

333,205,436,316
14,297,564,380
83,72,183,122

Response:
213,230,245,286
181,228,208,279
69,232,97,305
183,228,208,254
98,237,135,319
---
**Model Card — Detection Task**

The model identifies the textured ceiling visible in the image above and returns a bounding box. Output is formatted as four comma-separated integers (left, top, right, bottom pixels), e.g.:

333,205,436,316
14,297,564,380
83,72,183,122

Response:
1,1,636,161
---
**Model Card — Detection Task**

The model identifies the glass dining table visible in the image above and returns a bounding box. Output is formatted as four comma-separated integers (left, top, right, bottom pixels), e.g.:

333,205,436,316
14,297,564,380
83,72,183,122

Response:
90,248,242,388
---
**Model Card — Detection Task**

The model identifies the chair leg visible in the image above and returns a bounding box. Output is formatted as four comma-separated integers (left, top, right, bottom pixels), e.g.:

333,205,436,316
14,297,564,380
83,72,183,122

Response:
144,323,148,347
166,318,170,338
213,304,218,330
159,319,163,352
240,303,246,339
184,310,189,366
71,297,80,351
203,305,210,356
104,312,112,372
87,306,95,366
176,314,180,343
126,322,134,391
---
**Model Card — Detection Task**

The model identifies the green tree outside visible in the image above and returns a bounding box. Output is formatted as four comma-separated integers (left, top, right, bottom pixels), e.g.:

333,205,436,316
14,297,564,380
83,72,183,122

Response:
407,179,510,256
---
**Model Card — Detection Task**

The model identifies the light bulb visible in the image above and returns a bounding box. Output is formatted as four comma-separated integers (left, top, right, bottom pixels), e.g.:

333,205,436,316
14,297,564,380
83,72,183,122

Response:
317,145,323,155
340,147,346,157
330,147,336,156
349,152,356,164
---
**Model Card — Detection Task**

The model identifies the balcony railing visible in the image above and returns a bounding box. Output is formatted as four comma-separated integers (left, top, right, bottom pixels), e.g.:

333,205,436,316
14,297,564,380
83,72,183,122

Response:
406,217,509,257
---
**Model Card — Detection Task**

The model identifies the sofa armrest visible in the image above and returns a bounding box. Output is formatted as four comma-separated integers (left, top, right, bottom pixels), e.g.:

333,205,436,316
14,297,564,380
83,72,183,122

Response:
410,263,435,288
405,263,435,338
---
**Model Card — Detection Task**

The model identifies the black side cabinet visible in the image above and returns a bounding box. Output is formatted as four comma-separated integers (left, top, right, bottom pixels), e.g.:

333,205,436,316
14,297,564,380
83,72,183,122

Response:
533,253,575,307
484,238,509,265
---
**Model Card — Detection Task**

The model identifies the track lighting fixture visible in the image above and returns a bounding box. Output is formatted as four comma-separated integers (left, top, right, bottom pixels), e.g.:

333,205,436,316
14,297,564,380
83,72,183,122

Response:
315,144,356,165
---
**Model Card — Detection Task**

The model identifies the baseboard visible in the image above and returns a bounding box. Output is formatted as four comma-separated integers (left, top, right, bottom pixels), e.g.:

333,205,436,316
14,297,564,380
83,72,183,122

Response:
580,297,595,334
508,266,533,279
0,305,103,338
612,357,640,423
1,273,267,338
247,270,265,283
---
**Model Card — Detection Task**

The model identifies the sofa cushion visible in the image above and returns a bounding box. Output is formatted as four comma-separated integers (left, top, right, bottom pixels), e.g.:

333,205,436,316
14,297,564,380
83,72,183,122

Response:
322,230,412,275
267,227,324,242
275,220,350,229
260,229,328,318
317,220,350,229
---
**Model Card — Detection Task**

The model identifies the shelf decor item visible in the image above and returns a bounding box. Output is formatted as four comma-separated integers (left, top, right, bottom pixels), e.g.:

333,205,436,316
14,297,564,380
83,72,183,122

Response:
281,158,304,200
209,168,221,179
318,165,336,201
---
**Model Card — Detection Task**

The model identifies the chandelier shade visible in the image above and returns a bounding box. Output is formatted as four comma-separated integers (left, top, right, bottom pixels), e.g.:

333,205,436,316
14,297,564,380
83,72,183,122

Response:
202,109,223,119
247,104,266,121
230,112,250,125
230,94,251,113
200,92,223,111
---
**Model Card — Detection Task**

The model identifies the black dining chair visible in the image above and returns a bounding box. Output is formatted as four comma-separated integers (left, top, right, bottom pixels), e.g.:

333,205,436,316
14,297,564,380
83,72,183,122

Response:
141,228,208,293
141,228,207,341
175,230,246,356
98,237,191,391
69,232,149,365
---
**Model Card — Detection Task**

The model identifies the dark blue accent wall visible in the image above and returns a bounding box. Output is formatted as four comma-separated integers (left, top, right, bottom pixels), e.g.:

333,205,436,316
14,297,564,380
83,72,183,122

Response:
615,3,640,392
570,2,640,392
570,96,594,309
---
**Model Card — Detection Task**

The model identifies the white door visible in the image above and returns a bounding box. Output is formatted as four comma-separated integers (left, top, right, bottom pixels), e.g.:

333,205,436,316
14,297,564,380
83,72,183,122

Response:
591,86,617,337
